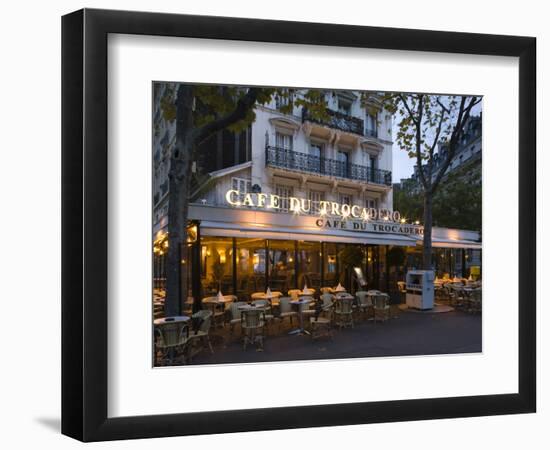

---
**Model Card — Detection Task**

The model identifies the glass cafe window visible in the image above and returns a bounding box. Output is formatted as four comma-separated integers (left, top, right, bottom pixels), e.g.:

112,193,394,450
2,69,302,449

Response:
324,242,338,287
309,143,323,172
200,236,234,297
339,193,352,206
231,177,251,203
268,239,296,292
275,132,293,150
275,184,293,212
337,97,352,115
364,196,377,209
365,112,377,137
298,241,322,291
236,238,266,299
308,190,325,215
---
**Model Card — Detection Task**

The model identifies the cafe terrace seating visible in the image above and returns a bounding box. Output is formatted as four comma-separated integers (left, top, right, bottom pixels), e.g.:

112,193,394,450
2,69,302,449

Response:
187,309,214,359
155,320,190,365
277,296,298,330
334,295,354,329
373,294,391,323
251,299,275,331
241,308,266,351
228,301,247,336
355,290,371,320
309,296,334,341
201,296,227,329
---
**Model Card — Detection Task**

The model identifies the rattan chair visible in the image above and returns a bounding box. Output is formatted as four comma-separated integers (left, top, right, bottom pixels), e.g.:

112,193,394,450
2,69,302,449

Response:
355,290,371,320
188,310,214,359
201,296,225,328
468,289,482,314
252,299,275,332
298,296,316,330
373,294,391,323
155,321,190,365
228,301,247,337
277,296,297,330
320,293,335,309
334,296,354,329
397,282,407,303
310,312,333,340
241,309,265,350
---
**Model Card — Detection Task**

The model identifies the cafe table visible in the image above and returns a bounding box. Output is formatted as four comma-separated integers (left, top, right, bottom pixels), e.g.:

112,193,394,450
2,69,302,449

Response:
154,315,190,326
289,298,314,335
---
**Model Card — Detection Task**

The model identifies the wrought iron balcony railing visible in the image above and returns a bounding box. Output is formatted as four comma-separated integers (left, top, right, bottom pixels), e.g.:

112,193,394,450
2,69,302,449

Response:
302,108,364,136
266,146,392,186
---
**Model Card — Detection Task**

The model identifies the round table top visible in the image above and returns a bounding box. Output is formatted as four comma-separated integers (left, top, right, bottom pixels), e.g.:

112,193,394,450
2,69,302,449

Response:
291,298,313,305
252,292,282,299
204,296,234,304
366,291,389,297
299,289,315,295
154,315,190,325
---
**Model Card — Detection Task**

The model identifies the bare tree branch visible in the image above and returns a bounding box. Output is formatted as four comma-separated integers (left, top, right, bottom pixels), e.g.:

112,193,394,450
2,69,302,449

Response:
193,88,261,145
398,93,418,127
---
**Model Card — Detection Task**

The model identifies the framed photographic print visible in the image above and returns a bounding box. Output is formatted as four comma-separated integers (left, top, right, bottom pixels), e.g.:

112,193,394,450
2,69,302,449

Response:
62,8,536,442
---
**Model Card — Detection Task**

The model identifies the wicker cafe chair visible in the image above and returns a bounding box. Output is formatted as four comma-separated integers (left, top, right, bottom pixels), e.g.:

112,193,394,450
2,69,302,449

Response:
334,296,354,329
277,296,297,331
373,294,391,324
155,321,190,365
187,310,214,360
397,281,407,303
467,289,482,314
310,294,335,339
241,308,265,350
252,299,275,332
298,296,317,330
201,296,225,329
228,301,247,337
320,293,335,310
355,290,371,320
448,285,466,309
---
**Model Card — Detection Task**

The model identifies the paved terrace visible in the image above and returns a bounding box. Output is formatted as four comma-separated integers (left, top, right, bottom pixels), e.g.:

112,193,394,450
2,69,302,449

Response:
184,308,482,366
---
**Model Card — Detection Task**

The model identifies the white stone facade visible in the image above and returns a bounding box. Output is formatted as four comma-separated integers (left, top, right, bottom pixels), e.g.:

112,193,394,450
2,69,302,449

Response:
180,90,394,226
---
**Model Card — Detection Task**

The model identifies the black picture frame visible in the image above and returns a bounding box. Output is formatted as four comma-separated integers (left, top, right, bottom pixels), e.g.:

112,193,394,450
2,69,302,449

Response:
62,8,536,442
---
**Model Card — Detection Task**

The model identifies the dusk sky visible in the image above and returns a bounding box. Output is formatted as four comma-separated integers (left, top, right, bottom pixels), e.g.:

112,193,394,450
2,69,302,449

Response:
390,100,482,183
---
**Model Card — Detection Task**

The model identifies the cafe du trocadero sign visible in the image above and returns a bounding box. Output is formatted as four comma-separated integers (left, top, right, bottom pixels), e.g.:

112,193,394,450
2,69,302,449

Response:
225,189,424,236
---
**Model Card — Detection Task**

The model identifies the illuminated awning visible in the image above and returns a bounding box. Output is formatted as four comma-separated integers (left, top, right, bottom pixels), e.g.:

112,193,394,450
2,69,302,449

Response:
199,221,417,247
417,237,482,249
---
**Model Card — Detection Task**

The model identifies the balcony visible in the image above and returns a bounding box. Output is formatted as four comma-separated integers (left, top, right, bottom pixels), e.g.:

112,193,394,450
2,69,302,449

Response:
265,146,392,186
302,108,364,136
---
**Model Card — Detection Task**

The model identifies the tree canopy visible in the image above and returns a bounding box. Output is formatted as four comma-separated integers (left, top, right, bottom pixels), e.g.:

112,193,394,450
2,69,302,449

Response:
394,158,481,232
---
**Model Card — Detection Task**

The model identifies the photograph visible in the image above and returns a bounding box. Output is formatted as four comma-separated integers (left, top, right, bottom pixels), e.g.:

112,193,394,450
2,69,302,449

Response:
152,83,483,366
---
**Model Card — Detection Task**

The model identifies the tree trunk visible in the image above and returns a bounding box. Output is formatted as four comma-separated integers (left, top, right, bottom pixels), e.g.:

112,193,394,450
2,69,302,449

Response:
164,85,194,317
422,192,433,270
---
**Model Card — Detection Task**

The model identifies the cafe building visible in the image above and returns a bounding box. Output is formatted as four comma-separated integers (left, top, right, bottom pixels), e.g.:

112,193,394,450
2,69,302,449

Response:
152,88,481,302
